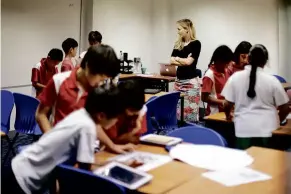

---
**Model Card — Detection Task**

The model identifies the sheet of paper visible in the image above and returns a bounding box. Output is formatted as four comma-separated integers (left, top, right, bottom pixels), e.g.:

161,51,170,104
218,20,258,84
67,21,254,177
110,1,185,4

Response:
202,167,272,187
109,151,172,172
169,144,254,171
287,113,291,119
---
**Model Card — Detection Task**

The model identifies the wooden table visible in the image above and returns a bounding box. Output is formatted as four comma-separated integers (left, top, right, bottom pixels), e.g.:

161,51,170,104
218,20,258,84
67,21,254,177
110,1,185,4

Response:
204,112,291,136
95,145,289,194
119,74,176,92
282,82,291,89
94,144,204,194
166,147,289,194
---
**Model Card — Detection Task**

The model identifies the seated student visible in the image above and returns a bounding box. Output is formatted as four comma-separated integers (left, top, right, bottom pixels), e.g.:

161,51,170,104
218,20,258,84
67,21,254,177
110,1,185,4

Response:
36,45,133,154
61,38,78,72
80,31,102,59
106,80,147,144
202,45,234,116
31,48,63,98
2,85,125,194
227,41,252,76
222,44,289,150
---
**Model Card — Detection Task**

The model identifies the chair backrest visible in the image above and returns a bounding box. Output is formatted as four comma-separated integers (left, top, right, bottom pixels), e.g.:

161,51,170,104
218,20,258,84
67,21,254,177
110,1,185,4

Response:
145,92,180,135
13,93,41,134
1,90,15,134
57,164,126,194
273,75,287,83
167,126,227,147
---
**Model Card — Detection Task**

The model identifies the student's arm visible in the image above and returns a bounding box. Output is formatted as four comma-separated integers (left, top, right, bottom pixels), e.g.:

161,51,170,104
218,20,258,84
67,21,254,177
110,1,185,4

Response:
97,126,136,154
36,79,57,133
31,67,46,90
224,100,235,121
201,77,224,106
278,104,289,123
273,79,290,122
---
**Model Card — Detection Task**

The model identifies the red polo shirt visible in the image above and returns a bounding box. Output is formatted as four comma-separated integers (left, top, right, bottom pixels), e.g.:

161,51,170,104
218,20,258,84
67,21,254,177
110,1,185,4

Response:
31,58,58,97
38,68,88,125
226,63,244,76
61,58,74,72
106,106,148,140
202,66,230,115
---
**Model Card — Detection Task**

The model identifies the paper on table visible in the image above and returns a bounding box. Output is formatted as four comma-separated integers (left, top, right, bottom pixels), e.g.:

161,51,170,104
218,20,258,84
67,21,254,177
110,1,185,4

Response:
109,151,172,172
287,113,291,119
169,144,253,171
202,167,272,186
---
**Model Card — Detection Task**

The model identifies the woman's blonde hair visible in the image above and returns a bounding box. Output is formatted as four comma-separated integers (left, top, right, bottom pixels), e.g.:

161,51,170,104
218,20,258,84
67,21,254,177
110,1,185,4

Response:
174,19,196,50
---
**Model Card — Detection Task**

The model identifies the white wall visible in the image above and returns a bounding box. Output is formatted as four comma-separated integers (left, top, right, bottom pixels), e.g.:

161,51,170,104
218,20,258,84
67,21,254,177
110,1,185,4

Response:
92,0,153,72
92,0,285,79
1,0,81,88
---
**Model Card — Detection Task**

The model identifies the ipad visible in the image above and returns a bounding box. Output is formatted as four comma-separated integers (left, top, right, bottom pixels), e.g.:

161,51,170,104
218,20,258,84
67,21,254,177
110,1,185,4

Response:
140,134,183,146
94,162,153,190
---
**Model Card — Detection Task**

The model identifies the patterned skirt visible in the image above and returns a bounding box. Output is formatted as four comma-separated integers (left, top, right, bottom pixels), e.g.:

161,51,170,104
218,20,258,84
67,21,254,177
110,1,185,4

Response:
174,78,200,123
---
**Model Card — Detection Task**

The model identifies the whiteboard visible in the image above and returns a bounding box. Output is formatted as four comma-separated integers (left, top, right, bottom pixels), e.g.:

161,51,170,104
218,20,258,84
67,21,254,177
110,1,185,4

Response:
1,0,81,87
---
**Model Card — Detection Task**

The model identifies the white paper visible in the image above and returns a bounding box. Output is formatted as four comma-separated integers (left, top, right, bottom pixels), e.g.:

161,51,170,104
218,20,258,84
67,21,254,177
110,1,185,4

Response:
202,167,272,186
109,151,172,172
169,144,254,171
286,113,291,119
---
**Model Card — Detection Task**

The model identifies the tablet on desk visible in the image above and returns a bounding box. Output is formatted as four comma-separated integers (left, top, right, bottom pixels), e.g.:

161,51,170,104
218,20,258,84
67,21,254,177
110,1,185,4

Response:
94,162,153,190
140,134,182,146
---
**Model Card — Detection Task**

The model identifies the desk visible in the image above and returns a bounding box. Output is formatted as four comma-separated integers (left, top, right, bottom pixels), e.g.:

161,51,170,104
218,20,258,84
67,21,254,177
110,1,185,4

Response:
282,83,291,89
166,147,288,194
204,112,291,136
120,74,175,92
94,144,204,194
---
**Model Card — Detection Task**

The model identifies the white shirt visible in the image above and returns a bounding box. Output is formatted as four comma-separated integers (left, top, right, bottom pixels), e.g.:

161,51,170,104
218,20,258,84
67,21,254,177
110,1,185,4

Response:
12,109,96,194
221,65,289,138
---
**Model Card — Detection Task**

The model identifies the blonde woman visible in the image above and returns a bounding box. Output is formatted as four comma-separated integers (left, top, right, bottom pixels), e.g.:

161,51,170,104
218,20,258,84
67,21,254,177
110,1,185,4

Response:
170,19,201,123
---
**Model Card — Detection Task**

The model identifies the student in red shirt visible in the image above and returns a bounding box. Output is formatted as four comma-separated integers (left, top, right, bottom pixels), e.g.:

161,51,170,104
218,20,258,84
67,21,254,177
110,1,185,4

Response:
61,38,78,72
227,41,252,76
202,45,234,115
31,48,63,98
36,45,133,154
106,80,147,144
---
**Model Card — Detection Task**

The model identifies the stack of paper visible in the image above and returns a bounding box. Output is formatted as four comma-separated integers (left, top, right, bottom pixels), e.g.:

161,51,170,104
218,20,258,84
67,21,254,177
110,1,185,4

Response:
169,144,254,171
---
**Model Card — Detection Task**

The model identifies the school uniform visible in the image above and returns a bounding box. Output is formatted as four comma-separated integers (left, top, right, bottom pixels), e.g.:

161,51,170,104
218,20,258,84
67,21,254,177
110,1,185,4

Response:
202,66,230,115
61,58,74,72
9,108,96,194
38,67,88,125
106,105,148,141
226,63,244,76
31,58,58,98
221,65,289,149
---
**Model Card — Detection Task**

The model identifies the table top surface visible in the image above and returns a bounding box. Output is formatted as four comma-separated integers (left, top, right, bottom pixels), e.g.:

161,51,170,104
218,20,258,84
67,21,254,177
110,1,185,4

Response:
119,73,176,81
94,144,289,194
204,112,291,136
282,82,291,89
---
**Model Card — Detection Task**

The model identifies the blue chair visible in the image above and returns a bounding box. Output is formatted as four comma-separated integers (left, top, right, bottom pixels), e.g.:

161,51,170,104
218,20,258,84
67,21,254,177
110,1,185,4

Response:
57,164,126,194
145,92,180,135
9,93,42,152
167,126,227,147
1,90,15,165
273,75,287,83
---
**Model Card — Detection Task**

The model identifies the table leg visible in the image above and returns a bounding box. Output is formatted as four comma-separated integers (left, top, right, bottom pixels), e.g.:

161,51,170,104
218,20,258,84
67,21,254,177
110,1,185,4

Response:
165,82,169,92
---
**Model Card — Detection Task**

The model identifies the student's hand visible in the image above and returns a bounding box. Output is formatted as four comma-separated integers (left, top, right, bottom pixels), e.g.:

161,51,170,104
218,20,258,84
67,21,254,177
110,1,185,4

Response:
112,143,137,154
226,112,234,121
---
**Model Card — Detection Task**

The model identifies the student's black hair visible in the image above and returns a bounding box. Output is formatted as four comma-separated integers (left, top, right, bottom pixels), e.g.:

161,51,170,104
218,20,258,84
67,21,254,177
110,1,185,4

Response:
118,80,145,111
208,45,234,67
88,31,102,45
62,38,78,54
81,45,120,77
47,48,63,61
234,41,252,64
85,85,123,119
247,44,269,99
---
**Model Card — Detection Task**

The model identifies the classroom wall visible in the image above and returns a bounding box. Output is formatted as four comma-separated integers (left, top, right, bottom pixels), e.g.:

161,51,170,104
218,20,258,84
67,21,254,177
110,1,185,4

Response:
92,0,290,80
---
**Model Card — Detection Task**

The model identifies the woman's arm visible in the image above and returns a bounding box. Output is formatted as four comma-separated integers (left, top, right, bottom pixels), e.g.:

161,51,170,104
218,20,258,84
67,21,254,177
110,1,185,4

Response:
170,54,194,66
278,103,289,123
224,100,235,121
201,93,225,107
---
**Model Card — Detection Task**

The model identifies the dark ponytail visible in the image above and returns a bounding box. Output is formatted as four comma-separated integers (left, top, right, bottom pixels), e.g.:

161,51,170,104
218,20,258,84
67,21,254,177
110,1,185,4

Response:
247,44,268,98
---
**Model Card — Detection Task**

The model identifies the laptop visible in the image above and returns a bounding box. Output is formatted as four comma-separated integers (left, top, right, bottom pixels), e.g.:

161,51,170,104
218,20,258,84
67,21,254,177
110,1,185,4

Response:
160,63,176,77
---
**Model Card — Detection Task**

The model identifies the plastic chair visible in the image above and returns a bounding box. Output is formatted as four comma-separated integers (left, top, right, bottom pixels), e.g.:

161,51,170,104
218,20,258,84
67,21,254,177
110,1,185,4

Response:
167,126,227,147
145,92,180,135
57,164,126,194
1,90,15,165
273,75,287,83
9,93,42,155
